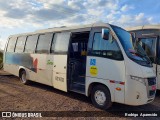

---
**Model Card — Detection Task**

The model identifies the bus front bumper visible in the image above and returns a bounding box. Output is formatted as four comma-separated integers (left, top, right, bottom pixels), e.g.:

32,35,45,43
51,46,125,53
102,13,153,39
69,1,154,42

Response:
124,75,156,106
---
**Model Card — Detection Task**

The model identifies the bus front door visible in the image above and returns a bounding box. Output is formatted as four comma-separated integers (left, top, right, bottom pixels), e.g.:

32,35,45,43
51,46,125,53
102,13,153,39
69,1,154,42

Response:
52,32,71,92
53,55,68,92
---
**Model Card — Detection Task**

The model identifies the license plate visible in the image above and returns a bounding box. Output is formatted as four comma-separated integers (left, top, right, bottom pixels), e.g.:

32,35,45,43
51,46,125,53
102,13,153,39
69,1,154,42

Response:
152,85,156,90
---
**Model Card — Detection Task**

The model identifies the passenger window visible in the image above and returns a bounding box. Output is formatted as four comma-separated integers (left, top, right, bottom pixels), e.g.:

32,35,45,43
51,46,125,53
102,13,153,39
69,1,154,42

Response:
36,33,53,53
52,32,70,53
24,35,38,53
15,36,26,53
92,32,123,60
7,37,17,52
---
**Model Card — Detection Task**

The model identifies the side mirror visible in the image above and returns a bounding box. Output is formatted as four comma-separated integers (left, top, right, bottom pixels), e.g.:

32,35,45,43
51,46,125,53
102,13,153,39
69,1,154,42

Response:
102,29,109,40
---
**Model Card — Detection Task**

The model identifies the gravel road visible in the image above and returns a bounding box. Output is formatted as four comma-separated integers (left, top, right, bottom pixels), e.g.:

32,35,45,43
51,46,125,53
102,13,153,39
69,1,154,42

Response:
0,75,160,120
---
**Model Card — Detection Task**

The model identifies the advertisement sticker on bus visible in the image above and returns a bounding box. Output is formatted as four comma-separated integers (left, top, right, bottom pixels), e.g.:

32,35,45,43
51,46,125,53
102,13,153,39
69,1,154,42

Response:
90,66,98,76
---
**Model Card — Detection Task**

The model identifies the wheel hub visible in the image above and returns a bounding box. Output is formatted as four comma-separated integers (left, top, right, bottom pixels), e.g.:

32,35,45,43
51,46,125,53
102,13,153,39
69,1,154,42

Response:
21,73,26,82
94,90,106,105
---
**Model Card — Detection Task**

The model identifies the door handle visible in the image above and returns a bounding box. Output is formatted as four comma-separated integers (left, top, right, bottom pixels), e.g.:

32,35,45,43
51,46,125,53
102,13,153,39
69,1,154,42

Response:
56,72,59,74
54,65,56,67
64,66,66,69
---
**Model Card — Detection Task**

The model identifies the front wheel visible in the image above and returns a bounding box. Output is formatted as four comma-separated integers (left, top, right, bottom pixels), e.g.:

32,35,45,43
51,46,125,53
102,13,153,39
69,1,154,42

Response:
20,70,29,85
91,85,112,110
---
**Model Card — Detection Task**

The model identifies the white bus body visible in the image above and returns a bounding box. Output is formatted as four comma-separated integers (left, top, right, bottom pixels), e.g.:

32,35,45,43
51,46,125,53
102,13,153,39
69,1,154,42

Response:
126,25,160,90
3,23,156,109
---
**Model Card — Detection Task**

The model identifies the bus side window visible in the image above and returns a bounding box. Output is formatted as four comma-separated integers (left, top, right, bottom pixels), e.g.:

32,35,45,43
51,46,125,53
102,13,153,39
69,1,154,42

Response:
36,33,53,54
15,36,27,53
52,32,70,53
92,32,123,60
24,35,38,53
7,37,17,52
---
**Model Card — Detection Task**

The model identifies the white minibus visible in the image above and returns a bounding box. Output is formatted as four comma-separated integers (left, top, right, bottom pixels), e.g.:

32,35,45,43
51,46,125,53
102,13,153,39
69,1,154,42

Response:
3,23,156,109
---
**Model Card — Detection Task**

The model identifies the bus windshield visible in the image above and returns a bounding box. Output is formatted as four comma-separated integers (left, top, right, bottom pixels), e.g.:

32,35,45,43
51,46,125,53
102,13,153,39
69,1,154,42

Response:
111,25,152,67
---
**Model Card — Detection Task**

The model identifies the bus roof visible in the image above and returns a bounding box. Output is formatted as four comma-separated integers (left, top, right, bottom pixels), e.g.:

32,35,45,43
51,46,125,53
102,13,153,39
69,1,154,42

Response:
126,24,160,31
9,22,111,38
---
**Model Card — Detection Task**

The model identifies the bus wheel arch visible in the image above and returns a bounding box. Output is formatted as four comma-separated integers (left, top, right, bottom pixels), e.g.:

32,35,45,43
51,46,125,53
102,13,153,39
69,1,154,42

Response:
19,68,29,85
88,83,112,109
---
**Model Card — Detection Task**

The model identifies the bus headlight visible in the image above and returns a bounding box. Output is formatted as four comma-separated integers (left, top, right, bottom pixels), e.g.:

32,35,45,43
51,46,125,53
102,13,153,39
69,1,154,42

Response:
130,76,146,86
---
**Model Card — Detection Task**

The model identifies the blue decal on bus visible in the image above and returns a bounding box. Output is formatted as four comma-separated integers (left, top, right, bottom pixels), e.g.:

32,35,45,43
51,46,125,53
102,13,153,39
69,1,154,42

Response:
90,59,96,65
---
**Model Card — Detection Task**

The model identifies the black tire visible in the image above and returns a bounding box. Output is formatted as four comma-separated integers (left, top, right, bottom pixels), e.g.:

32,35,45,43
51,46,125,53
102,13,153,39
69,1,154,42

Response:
20,70,29,85
91,85,112,110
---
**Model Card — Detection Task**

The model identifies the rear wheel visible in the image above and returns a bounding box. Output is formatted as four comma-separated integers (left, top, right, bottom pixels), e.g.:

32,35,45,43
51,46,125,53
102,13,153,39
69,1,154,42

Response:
20,70,29,85
91,85,112,110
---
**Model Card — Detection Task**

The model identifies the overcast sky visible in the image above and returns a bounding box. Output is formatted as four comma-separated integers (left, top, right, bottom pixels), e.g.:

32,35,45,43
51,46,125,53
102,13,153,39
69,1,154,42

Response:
0,0,160,49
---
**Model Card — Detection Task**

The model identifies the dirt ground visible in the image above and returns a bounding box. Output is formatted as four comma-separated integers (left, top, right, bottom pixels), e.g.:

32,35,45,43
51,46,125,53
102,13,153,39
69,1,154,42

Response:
0,74,160,120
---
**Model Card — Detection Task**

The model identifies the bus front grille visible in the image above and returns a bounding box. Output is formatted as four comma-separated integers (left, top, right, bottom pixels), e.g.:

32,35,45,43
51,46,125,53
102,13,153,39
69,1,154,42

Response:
148,78,156,86
149,90,156,96
147,77,156,98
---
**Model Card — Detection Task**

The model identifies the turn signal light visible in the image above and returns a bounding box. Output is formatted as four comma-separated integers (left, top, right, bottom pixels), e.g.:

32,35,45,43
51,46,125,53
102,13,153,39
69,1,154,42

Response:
116,87,121,91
